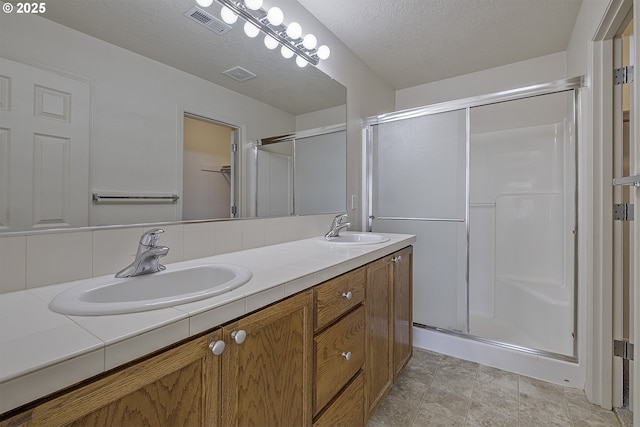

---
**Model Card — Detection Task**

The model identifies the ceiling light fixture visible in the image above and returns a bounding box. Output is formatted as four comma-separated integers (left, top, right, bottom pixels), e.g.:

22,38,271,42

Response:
207,0,330,67
220,6,238,24
196,0,215,7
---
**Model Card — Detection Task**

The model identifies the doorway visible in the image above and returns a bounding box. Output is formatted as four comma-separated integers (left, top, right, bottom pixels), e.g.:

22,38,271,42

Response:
182,114,238,220
612,14,635,425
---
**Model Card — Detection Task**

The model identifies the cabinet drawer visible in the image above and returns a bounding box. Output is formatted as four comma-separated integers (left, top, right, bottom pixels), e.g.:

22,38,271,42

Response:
314,306,364,415
313,372,364,427
314,268,365,331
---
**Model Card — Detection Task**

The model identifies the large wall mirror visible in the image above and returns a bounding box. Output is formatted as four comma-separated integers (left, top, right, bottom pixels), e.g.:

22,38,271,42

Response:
0,0,347,233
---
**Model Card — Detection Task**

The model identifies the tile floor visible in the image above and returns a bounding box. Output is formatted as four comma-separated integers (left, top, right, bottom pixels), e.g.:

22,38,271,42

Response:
367,348,623,427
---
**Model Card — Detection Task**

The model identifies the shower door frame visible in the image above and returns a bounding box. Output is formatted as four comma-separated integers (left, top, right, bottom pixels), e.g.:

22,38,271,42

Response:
364,76,584,362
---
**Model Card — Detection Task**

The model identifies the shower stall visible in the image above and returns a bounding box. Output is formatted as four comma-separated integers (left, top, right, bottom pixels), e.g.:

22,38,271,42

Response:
365,78,583,378
254,125,346,217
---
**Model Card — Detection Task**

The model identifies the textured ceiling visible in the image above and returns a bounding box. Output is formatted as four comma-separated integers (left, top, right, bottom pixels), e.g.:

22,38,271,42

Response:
298,0,583,90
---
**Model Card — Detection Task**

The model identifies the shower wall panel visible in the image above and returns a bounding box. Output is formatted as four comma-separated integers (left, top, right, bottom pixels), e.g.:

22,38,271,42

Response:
469,98,576,357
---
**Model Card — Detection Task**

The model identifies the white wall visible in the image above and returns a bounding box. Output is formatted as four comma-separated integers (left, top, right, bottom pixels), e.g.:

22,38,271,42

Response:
296,105,346,131
396,51,567,110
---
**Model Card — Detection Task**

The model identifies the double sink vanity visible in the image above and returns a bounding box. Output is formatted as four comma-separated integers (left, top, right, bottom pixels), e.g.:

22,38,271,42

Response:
0,228,415,426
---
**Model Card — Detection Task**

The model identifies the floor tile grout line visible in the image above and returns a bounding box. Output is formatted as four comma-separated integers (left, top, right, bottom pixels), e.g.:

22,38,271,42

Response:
564,387,575,427
517,373,520,427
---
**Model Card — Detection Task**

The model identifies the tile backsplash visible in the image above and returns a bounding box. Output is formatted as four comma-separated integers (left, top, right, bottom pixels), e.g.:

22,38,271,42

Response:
0,214,337,294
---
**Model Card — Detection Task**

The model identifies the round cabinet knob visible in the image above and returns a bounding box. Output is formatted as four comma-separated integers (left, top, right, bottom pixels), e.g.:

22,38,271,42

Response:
392,255,402,263
231,330,247,344
341,351,352,361
342,291,353,300
209,340,226,356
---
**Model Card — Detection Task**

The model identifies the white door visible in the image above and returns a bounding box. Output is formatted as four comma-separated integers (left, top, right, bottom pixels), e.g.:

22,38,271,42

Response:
0,57,90,232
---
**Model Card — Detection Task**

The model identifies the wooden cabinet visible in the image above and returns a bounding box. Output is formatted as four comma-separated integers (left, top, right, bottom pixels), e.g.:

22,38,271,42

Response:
220,290,313,427
364,256,394,419
393,246,413,379
364,246,414,421
0,331,222,427
1,247,413,427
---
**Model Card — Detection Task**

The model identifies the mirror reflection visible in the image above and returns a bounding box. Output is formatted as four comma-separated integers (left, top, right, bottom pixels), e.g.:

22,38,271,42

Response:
256,125,347,217
0,0,347,233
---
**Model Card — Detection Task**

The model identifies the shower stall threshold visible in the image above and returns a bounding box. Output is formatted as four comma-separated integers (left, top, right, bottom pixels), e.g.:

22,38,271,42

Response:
412,324,584,388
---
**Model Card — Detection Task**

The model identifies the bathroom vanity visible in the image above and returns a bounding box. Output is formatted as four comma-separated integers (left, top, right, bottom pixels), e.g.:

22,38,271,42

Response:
0,234,414,427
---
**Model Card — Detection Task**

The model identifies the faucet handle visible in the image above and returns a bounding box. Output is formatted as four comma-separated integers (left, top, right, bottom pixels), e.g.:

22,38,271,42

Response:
332,213,348,226
140,228,164,247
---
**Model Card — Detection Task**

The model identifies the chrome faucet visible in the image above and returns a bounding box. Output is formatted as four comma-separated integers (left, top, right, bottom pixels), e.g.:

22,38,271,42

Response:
115,229,169,278
325,214,351,239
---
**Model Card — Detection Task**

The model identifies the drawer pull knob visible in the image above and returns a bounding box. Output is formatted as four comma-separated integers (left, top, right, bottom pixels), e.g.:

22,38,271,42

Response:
341,351,352,361
342,291,353,300
209,340,226,356
392,255,402,263
231,330,247,344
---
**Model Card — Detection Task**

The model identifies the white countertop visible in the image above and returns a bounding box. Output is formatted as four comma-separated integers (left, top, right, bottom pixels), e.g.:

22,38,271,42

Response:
0,233,415,414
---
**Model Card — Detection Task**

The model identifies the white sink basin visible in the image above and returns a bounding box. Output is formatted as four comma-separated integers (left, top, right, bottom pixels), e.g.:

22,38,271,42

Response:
320,232,390,245
49,263,252,316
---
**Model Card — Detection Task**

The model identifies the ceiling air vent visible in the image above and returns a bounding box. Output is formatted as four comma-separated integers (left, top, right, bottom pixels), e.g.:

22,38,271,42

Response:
184,6,231,35
223,66,257,82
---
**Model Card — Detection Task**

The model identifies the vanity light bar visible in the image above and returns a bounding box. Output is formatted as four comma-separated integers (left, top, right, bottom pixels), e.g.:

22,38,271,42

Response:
212,0,322,66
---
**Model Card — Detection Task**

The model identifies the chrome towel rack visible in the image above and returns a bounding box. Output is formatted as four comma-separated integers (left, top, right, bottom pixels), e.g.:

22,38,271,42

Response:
92,193,179,203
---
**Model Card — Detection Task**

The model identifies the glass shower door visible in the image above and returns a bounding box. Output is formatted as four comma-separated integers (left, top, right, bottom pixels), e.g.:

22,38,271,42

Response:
369,109,468,332
468,91,577,357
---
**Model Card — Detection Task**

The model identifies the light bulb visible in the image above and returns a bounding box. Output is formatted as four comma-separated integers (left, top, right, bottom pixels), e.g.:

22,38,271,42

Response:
220,6,238,24
244,21,260,38
296,56,308,68
286,22,302,39
267,7,284,26
264,35,279,49
317,45,330,60
302,34,317,50
196,0,214,7
281,45,294,58
244,0,262,10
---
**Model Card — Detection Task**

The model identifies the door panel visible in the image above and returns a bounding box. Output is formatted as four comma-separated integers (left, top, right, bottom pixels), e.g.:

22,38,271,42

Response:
370,109,467,331
0,57,90,232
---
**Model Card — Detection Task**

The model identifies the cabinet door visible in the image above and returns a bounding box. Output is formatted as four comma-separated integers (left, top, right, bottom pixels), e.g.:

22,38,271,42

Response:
364,257,393,419
0,332,221,427
393,246,413,379
221,291,313,427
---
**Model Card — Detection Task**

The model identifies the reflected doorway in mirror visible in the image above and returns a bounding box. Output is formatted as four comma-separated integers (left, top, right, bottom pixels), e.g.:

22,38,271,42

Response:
182,114,238,220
